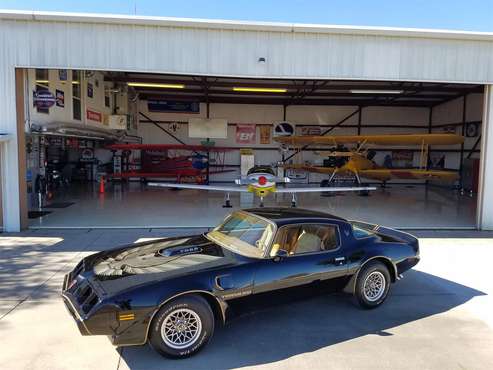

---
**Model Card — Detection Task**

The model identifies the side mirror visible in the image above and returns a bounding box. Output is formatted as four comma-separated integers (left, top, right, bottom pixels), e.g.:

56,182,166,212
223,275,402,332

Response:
273,249,288,262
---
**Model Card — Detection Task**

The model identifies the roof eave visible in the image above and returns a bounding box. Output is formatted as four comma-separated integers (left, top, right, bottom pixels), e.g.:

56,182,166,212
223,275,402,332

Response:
1,9,493,42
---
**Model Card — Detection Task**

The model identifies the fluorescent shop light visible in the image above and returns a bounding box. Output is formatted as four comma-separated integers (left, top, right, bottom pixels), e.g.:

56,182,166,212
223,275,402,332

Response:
127,82,185,89
350,89,403,94
233,87,287,93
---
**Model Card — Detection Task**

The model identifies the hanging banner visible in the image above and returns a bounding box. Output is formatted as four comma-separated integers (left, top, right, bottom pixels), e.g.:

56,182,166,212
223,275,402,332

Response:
259,126,271,144
148,100,200,113
236,124,256,144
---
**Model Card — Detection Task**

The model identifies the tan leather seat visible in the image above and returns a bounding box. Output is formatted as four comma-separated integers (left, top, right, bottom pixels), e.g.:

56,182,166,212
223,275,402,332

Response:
293,231,322,254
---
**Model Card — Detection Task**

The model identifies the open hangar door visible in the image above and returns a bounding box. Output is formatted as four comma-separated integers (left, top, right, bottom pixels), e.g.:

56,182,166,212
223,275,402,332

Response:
23,68,483,229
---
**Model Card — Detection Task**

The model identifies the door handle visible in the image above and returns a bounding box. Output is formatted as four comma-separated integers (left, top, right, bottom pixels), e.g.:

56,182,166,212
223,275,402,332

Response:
321,256,346,266
334,257,346,265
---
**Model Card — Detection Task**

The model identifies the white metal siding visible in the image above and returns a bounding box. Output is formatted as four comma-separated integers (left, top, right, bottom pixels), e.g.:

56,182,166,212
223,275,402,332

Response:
0,19,492,82
1,15,493,230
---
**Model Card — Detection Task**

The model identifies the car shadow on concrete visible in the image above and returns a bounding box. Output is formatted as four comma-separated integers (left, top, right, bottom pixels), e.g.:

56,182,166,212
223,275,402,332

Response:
119,269,486,370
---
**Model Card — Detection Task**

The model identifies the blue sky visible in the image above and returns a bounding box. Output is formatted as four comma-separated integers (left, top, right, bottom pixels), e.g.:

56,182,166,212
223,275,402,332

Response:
1,0,492,32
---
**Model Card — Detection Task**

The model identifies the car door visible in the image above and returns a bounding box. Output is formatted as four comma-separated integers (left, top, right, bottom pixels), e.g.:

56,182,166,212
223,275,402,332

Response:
252,222,348,295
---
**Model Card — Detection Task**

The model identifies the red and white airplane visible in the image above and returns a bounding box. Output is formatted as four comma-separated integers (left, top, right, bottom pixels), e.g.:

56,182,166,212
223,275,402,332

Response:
148,165,375,207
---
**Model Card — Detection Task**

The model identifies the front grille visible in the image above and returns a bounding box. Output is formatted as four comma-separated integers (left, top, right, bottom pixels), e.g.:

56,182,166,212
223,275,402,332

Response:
73,281,100,314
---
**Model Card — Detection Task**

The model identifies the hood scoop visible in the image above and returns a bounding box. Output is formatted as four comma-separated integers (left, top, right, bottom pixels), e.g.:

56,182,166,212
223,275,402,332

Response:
157,245,203,257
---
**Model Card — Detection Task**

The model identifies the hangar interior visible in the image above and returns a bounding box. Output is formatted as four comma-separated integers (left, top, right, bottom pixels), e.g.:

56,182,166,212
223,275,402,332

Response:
23,68,483,229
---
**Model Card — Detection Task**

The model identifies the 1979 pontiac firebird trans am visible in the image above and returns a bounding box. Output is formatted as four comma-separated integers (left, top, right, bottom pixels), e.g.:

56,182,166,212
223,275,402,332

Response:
62,208,420,358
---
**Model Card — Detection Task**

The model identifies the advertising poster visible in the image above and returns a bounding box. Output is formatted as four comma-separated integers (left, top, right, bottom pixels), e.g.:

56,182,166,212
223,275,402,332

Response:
86,109,102,122
236,124,256,144
87,82,93,98
259,125,271,144
55,89,65,108
58,69,67,81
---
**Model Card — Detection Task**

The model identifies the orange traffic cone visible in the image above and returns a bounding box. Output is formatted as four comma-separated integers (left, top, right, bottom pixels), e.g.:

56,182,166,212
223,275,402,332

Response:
99,176,105,194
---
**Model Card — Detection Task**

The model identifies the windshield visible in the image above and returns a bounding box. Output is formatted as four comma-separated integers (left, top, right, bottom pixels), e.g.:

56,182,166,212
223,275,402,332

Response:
207,212,275,258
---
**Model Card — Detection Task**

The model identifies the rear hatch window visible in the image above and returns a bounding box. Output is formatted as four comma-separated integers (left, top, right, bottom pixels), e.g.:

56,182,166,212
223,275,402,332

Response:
350,221,378,239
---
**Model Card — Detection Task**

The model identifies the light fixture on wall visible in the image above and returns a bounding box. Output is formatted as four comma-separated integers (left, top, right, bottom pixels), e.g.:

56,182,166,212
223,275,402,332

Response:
35,80,49,84
233,87,287,93
127,82,185,89
350,89,403,94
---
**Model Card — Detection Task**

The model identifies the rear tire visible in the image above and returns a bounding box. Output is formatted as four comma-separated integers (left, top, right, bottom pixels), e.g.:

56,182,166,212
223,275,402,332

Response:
149,295,214,358
354,261,391,309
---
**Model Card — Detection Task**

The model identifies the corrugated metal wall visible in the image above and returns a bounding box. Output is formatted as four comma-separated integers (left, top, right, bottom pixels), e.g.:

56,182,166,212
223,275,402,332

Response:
1,19,493,81
1,17,493,230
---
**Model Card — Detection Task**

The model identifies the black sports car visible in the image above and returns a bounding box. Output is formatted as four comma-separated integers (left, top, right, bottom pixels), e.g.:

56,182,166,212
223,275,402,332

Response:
62,208,420,358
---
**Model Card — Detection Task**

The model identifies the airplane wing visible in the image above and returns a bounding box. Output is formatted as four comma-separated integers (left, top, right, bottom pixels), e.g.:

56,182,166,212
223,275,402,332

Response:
282,164,336,175
275,133,464,146
359,169,459,181
147,182,250,192
276,186,376,193
284,165,459,182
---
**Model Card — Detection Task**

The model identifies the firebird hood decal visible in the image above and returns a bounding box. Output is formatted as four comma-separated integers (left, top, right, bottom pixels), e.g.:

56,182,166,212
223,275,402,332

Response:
92,235,231,280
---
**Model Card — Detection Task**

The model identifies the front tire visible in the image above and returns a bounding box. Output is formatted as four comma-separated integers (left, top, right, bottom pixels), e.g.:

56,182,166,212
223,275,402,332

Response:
354,261,391,309
149,295,214,358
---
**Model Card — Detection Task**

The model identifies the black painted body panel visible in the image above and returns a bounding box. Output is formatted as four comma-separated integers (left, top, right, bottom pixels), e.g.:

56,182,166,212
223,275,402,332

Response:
61,208,419,346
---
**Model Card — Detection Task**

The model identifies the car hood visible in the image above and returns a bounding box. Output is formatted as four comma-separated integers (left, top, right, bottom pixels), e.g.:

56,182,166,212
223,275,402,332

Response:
88,234,235,281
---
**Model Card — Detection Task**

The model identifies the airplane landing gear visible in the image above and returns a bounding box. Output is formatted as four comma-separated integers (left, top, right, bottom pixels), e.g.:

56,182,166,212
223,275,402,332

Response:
259,196,265,208
222,193,232,208
291,193,297,207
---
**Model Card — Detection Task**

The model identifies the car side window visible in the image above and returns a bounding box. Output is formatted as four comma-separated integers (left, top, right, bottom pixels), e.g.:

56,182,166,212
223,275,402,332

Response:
272,224,339,256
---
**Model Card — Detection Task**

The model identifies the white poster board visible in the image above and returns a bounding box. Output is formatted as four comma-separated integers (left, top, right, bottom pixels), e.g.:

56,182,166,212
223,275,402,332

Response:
188,118,228,139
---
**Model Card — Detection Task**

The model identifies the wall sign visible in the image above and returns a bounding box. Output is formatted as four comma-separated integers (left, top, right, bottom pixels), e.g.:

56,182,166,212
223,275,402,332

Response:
55,89,65,108
87,82,94,98
148,100,200,113
274,121,294,137
33,90,56,109
300,125,321,136
466,123,479,137
259,126,271,144
86,109,102,122
236,124,256,144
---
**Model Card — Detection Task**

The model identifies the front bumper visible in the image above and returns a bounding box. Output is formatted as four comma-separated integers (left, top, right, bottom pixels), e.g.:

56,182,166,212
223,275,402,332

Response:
61,263,115,336
61,264,152,346
62,284,92,335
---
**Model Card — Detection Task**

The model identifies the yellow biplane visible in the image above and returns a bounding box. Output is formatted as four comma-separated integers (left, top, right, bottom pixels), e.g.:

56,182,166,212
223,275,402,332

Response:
275,133,464,185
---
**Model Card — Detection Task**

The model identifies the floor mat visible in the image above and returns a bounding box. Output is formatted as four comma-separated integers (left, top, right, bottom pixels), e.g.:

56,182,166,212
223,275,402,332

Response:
28,211,52,219
42,202,75,209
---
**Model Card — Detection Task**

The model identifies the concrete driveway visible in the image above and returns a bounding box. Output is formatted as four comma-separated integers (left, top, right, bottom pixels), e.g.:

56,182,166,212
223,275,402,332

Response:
1,228,493,370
